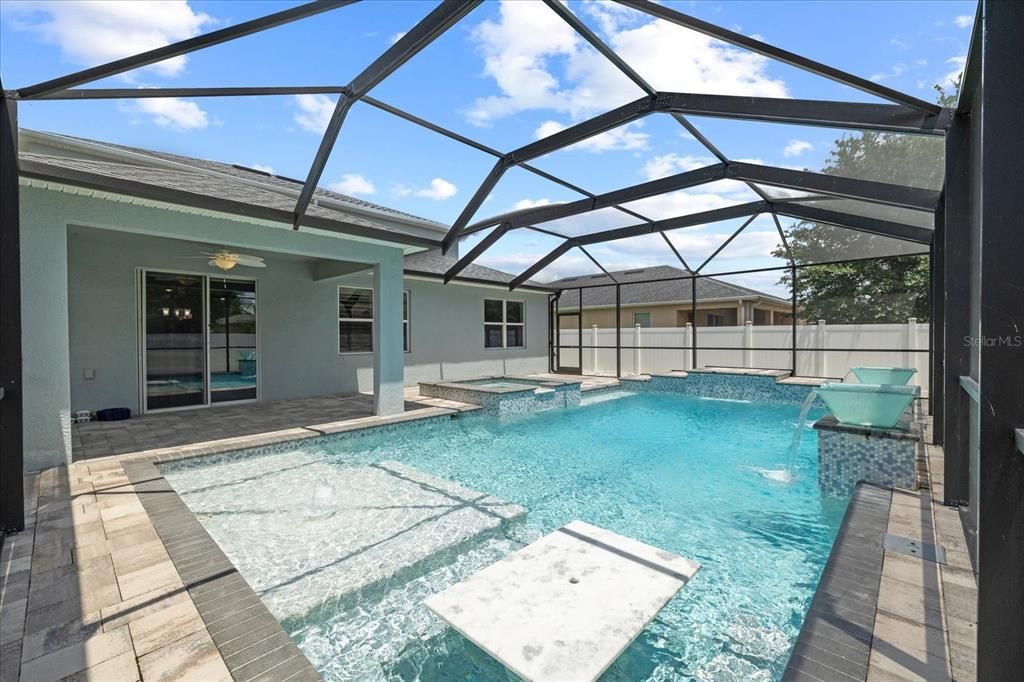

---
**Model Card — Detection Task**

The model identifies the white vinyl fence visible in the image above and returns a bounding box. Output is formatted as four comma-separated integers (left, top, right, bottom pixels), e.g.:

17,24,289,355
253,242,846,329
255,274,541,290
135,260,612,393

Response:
557,319,930,392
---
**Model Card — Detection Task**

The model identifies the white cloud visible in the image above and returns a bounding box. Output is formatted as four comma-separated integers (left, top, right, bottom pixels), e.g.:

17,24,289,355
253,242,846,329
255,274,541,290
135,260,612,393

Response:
466,0,787,127
122,97,208,130
293,94,336,133
7,1,213,78
246,162,274,174
534,120,649,153
390,31,406,44
329,174,376,196
395,178,458,201
641,153,717,180
870,63,906,83
953,15,974,29
513,198,562,210
783,139,813,158
941,55,966,89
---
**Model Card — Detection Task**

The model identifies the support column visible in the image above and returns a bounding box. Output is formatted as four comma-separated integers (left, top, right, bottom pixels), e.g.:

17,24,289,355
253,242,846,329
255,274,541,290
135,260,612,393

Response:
372,253,404,416
942,105,972,505
977,2,1024,676
18,187,72,470
1,92,24,532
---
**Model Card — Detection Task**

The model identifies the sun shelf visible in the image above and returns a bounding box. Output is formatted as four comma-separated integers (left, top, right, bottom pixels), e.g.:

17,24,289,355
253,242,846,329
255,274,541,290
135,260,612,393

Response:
425,520,700,682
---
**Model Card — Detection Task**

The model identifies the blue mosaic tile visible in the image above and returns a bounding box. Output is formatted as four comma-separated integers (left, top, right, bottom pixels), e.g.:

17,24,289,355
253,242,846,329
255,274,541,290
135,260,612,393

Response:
621,373,821,406
816,428,917,497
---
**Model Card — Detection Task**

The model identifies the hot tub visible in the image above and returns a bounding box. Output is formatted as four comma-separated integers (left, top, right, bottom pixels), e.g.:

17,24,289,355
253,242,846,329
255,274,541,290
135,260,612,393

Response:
817,381,918,428
850,366,918,385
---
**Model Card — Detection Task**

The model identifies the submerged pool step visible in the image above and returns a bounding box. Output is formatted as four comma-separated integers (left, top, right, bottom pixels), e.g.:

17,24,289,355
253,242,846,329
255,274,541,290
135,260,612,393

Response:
290,530,536,680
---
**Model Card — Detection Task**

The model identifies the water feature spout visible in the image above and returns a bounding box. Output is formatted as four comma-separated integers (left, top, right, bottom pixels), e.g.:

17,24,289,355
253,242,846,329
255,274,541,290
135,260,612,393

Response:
757,389,818,484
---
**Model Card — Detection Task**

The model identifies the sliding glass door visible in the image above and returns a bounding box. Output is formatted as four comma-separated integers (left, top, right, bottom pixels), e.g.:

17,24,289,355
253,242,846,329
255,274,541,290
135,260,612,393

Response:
209,278,257,403
142,271,258,411
143,272,206,410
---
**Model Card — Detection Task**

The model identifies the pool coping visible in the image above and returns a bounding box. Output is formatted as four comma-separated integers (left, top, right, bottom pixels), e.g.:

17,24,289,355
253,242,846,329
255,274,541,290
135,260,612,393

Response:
783,482,893,681
418,375,584,395
123,460,322,682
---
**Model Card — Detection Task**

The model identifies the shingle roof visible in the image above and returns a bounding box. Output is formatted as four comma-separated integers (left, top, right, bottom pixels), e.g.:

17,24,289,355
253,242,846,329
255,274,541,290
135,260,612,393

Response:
549,266,787,307
404,251,550,291
25,130,445,228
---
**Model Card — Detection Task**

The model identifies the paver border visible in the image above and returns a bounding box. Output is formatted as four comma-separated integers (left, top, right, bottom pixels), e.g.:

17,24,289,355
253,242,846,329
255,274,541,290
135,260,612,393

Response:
783,482,893,681
123,460,321,682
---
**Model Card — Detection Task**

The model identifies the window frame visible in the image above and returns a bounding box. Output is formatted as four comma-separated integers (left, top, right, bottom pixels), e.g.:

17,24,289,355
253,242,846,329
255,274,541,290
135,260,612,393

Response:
337,286,411,355
403,290,411,353
484,298,526,350
338,285,374,355
632,311,652,328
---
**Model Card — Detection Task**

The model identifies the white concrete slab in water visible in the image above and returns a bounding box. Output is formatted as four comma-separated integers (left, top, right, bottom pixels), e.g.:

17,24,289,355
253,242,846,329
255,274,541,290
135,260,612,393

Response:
425,520,700,682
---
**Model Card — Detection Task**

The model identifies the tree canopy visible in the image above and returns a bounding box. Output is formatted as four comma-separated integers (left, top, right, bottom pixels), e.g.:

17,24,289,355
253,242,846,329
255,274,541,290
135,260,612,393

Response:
774,84,956,323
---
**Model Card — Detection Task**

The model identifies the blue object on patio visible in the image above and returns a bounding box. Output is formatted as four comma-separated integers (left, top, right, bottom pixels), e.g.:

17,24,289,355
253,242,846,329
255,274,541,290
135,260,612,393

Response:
96,407,131,421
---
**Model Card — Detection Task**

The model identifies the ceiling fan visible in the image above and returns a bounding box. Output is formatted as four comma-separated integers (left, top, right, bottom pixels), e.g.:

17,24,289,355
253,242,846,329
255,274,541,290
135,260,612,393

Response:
178,250,267,271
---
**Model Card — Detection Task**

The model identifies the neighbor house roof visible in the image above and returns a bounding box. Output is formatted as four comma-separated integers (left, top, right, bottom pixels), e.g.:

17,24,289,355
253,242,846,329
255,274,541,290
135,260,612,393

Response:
17,129,445,248
404,250,551,292
549,266,789,308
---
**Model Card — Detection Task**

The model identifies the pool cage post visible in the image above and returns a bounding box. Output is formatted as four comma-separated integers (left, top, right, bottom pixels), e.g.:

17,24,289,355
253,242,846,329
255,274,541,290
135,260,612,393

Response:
791,265,798,375
0,88,24,536
615,284,621,378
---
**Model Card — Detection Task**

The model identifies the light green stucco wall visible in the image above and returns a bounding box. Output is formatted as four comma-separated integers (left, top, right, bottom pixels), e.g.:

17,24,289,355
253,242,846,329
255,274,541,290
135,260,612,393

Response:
21,184,409,470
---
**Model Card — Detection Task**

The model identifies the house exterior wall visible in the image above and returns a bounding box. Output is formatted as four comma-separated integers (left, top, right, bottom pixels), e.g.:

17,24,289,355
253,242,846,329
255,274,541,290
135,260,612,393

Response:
21,183,409,470
334,273,550,386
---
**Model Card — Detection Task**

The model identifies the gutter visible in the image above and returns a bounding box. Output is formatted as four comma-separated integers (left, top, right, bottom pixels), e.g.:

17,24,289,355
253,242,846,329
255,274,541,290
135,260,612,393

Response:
404,269,554,293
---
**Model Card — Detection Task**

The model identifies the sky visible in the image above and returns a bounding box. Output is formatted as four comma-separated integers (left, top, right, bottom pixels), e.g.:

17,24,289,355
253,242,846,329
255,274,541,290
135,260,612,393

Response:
1,0,974,295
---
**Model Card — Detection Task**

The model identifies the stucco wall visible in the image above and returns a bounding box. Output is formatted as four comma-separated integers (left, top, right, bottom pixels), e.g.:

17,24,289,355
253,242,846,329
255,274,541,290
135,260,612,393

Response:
22,183,410,469
336,271,550,386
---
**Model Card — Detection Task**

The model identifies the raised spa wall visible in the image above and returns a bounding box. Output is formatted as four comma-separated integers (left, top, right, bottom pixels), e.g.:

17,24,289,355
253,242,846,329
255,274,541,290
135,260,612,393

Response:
619,369,821,406
418,377,582,417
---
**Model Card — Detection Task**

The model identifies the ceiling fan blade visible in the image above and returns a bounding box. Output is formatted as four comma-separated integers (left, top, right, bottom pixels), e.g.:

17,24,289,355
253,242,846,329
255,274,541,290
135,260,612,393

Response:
233,255,266,267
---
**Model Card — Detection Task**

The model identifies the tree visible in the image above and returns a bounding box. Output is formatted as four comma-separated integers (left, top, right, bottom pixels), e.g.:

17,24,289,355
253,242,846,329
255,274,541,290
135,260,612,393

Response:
774,83,957,323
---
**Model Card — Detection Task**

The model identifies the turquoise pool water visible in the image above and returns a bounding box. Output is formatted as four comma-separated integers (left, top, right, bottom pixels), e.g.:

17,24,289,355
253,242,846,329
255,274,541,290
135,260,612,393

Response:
165,390,842,681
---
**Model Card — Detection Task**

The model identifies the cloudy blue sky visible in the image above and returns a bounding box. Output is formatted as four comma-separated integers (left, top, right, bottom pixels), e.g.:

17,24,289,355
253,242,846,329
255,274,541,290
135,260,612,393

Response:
1,0,973,293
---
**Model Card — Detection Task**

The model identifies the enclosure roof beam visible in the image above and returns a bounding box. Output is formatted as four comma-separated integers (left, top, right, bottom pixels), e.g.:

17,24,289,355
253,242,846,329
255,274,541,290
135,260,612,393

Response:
771,212,795,265
509,242,575,290
728,162,941,211
293,0,480,230
538,0,772,205
617,0,941,115
508,201,768,290
466,163,728,234
575,201,769,246
442,94,658,253
16,1,353,99
579,246,619,283
360,95,655,241
696,214,760,273
773,201,933,244
446,163,728,283
658,92,950,135
541,0,655,96
22,86,349,100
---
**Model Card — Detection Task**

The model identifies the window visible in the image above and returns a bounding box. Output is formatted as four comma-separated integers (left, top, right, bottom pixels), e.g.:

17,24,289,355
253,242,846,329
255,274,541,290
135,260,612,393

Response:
707,313,726,327
403,291,410,353
338,287,410,353
633,312,652,328
484,299,525,349
339,286,373,353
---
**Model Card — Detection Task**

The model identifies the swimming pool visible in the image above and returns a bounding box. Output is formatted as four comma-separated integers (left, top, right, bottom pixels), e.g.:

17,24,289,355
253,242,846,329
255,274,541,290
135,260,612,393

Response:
161,389,842,681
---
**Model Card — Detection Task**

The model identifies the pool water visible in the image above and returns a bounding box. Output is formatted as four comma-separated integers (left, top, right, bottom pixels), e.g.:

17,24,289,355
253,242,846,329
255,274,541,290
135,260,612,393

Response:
163,389,842,681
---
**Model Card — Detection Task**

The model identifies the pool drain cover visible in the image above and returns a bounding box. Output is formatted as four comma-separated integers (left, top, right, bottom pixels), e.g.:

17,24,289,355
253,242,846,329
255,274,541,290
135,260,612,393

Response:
884,533,947,564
